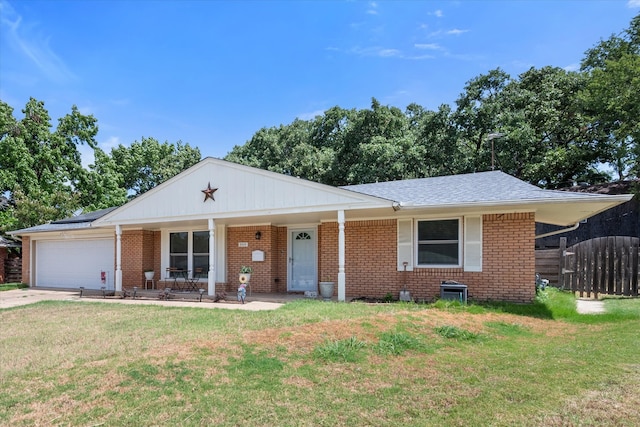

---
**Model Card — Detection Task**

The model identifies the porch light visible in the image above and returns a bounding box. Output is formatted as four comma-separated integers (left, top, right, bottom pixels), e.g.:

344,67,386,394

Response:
255,231,261,240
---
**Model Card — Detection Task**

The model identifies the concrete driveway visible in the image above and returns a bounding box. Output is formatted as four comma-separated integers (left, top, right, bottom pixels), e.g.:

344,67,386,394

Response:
0,288,283,311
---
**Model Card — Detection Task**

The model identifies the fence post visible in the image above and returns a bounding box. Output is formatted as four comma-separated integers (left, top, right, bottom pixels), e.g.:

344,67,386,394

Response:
559,237,567,289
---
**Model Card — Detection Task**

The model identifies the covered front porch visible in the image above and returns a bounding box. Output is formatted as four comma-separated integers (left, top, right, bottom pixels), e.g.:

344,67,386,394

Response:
89,158,392,301
109,212,351,301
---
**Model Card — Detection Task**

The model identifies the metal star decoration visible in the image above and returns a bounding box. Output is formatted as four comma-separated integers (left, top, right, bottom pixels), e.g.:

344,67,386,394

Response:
201,182,218,202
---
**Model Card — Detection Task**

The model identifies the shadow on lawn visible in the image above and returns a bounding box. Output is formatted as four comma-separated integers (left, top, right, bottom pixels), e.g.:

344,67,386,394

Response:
474,299,555,319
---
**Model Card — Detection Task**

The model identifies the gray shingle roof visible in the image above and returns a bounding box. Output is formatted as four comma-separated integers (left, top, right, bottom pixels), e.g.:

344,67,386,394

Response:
340,171,612,206
52,207,118,224
8,207,117,235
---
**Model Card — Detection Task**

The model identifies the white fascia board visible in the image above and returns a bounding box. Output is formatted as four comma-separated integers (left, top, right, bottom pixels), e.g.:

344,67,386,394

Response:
396,193,632,210
21,229,115,240
96,201,394,227
395,194,632,226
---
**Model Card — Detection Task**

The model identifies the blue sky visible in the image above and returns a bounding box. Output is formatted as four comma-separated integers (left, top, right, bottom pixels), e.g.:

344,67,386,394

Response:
1,0,638,165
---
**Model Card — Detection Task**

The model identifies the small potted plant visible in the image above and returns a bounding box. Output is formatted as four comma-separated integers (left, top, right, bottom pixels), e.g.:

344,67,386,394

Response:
144,269,155,280
239,265,252,283
319,276,334,301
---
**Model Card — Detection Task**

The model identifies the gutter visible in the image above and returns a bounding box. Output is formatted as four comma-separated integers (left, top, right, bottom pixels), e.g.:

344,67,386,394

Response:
535,222,580,239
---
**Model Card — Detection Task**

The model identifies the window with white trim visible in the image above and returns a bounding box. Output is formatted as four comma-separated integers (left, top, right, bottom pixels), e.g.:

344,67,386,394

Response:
192,231,209,276
169,231,209,277
416,218,461,267
169,232,188,274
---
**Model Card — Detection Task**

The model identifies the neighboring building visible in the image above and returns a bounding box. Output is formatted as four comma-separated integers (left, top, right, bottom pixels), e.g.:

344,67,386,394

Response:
0,236,21,283
9,158,632,303
536,180,639,248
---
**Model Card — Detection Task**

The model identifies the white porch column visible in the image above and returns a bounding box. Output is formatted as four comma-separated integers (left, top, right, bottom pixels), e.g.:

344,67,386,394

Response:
208,218,216,296
115,224,122,292
338,210,346,302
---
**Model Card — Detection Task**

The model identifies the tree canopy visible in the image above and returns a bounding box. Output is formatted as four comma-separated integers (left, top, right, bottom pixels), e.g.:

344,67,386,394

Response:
0,99,200,234
227,14,639,189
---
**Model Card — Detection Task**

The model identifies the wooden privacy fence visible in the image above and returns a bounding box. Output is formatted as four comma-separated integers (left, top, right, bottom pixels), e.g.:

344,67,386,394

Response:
561,236,639,298
535,248,561,285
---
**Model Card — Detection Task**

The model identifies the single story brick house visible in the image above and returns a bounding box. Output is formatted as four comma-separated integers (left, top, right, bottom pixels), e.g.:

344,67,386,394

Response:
10,157,632,303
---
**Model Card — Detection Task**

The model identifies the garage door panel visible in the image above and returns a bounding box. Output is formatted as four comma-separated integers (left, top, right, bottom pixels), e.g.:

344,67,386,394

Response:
37,239,114,289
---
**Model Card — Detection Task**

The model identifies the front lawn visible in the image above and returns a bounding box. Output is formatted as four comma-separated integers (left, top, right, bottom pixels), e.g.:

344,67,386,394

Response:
0,283,28,291
1,289,639,426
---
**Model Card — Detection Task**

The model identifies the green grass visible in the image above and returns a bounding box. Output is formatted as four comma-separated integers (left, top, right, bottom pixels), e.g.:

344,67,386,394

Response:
0,283,28,291
1,289,640,426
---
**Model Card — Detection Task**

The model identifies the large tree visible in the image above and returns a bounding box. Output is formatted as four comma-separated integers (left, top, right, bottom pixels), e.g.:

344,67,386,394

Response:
0,99,202,233
108,137,201,198
0,98,97,232
581,14,640,180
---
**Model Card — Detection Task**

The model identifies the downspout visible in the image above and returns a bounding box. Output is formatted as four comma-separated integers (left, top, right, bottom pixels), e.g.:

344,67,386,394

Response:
535,222,580,239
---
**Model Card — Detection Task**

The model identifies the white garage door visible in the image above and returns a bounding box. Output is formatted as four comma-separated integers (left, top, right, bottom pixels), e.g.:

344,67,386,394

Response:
36,239,114,289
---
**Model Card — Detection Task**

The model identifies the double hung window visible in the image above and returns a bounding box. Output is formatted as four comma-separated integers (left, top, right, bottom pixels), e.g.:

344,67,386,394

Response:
416,219,461,267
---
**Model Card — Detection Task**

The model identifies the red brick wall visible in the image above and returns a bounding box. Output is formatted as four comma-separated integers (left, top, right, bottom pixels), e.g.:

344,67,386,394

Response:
226,226,284,293
0,247,6,283
153,231,161,280
21,236,30,286
318,213,536,303
275,226,288,293
121,230,156,288
320,220,397,298
479,213,536,302
21,211,535,302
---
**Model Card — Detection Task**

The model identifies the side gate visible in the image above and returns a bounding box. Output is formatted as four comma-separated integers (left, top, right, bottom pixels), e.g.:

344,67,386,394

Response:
562,236,640,298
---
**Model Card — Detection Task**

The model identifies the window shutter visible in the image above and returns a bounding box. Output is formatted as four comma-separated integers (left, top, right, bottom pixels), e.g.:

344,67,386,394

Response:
397,219,414,271
464,216,482,272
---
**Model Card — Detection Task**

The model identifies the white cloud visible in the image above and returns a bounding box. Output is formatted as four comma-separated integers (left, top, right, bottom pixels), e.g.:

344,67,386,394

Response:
297,110,325,121
406,54,436,60
110,98,130,107
628,0,640,8
431,9,443,17
349,46,393,57
0,0,74,82
378,48,401,57
349,46,433,60
367,1,378,15
80,135,122,168
415,43,443,50
443,51,485,61
447,28,469,36
101,136,121,151
563,63,580,72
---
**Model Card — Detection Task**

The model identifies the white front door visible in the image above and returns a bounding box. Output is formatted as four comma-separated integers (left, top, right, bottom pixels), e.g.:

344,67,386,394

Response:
288,229,316,292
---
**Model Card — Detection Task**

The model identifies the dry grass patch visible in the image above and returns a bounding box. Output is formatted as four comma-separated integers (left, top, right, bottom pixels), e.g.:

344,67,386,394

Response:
3,294,640,426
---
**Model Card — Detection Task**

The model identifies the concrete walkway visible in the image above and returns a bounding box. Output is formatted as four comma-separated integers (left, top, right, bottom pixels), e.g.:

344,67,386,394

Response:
0,288,284,311
576,298,606,314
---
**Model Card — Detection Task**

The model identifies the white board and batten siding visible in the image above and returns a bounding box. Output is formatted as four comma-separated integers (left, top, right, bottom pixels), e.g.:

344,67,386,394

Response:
98,158,388,225
36,238,115,289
